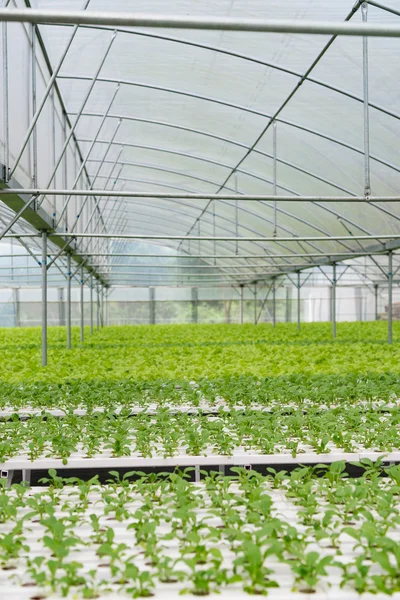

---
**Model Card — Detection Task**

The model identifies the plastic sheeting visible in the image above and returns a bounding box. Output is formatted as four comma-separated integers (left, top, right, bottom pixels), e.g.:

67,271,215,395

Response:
1,0,400,286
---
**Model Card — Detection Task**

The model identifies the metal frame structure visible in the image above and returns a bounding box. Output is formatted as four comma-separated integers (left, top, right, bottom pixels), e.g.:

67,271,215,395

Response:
0,1,399,362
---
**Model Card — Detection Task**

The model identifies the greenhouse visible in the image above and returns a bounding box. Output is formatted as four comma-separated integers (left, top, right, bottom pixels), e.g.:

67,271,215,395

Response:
1,1,400,599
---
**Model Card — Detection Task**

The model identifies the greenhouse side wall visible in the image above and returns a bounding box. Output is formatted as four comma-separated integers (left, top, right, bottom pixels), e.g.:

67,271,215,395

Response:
0,285,395,327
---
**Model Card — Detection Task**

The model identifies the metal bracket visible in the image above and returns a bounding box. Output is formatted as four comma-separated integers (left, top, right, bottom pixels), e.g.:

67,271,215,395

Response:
1,469,14,488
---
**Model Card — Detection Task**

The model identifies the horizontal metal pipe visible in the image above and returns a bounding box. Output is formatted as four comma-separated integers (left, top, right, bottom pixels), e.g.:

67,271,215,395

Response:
86,271,284,277
1,251,396,259
1,9,400,37
19,233,400,242
94,262,384,270
2,189,400,202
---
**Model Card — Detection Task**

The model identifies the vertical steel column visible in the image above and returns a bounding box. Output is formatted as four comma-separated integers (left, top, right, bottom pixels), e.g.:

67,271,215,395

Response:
272,278,276,327
31,24,38,187
90,276,93,334
388,251,393,345
105,289,108,326
332,263,337,338
100,287,104,328
2,18,9,180
58,287,65,326
149,287,156,325
191,287,198,324
213,203,216,265
240,284,244,324
96,285,100,330
285,286,291,322
41,232,48,367
254,283,257,325
362,2,371,198
14,288,20,327
67,254,71,349
374,283,379,321
235,174,239,255
297,272,301,331
80,266,84,342
273,121,277,237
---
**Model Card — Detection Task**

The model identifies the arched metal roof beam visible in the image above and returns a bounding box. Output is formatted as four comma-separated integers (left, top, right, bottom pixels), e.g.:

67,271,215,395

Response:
76,115,400,229
104,214,268,283
90,158,374,250
92,177,322,263
93,177,391,270
88,153,380,237
61,76,400,176
93,172,360,259
95,179,318,262
58,17,400,126
103,199,321,268
78,136,355,196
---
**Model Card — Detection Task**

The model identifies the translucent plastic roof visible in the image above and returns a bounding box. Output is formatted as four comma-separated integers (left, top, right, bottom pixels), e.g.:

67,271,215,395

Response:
2,0,400,287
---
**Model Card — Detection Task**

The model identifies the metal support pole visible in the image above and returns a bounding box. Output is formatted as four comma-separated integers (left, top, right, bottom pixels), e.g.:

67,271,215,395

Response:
374,283,379,321
67,254,71,349
80,266,84,342
240,284,244,324
96,285,100,330
253,286,257,324
362,2,371,197
58,287,65,326
13,288,20,327
388,251,393,344
149,287,156,325
332,263,337,338
272,278,276,327
235,173,239,255
105,289,108,326
90,276,93,334
285,286,291,322
31,23,37,186
2,19,9,180
297,272,301,331
191,287,198,323
273,121,277,237
41,232,47,367
100,287,104,327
